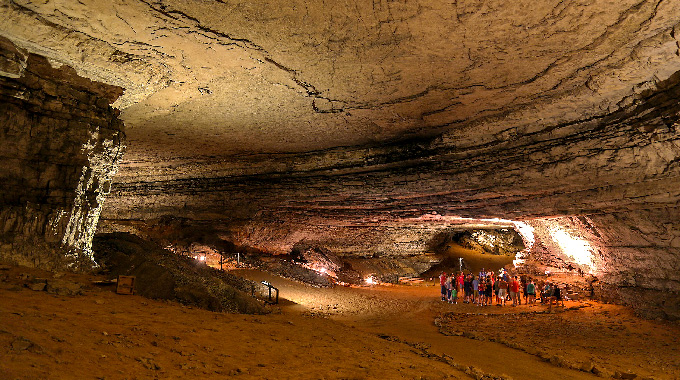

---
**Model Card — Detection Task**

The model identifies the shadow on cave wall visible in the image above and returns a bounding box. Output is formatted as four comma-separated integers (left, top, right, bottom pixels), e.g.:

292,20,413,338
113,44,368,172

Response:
92,232,270,314
137,216,239,255
105,217,354,287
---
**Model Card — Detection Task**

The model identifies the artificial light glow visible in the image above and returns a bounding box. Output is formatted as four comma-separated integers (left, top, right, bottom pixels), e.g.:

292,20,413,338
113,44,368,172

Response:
301,262,338,279
512,221,535,267
513,222,535,251
549,226,594,270
365,276,376,285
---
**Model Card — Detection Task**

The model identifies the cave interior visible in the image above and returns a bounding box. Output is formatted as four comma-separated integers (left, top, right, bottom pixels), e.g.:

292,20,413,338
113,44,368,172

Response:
0,0,680,323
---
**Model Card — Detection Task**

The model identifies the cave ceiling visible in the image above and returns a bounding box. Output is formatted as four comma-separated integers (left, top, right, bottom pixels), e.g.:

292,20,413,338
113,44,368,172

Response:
2,0,680,226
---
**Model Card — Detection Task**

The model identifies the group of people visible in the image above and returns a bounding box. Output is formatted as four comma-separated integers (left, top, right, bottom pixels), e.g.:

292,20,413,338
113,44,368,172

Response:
438,268,565,309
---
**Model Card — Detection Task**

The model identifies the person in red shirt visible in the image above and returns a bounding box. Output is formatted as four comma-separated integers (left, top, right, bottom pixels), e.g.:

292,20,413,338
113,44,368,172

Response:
439,272,447,301
510,276,521,306
477,279,486,306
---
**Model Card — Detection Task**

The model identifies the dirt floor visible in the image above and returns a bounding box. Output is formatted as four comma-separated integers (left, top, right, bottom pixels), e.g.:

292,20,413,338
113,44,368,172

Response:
2,263,679,379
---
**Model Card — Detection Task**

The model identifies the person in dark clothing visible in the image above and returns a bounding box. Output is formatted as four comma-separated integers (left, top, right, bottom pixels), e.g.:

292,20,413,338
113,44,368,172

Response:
549,283,564,312
484,278,493,306
464,275,473,303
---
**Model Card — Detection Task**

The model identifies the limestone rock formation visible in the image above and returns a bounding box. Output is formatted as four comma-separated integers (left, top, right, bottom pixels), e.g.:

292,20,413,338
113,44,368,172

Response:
0,36,124,269
1,1,680,317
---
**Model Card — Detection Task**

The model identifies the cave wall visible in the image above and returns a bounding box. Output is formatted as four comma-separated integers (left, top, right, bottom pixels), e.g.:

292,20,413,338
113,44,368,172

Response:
0,36,125,269
525,212,680,320
590,209,680,319
101,67,680,258
103,66,680,225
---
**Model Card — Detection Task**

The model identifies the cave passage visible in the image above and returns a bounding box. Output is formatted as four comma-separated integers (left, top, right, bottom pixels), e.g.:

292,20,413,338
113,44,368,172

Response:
426,227,526,276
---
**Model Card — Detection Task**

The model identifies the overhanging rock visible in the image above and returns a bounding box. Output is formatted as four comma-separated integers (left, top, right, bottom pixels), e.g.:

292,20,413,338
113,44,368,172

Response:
0,36,125,270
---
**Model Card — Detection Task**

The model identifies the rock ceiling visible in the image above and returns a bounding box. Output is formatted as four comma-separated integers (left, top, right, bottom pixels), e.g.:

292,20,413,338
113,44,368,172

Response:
3,0,679,160
1,0,679,223
3,0,680,234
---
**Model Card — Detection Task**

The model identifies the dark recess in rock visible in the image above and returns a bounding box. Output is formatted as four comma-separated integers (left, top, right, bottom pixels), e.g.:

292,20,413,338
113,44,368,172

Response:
93,232,269,314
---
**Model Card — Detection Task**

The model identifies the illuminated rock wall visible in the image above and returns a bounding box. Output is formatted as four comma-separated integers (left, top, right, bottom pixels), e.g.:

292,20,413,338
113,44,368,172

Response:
589,209,680,320
524,217,606,274
527,213,680,320
0,37,125,269
96,65,680,317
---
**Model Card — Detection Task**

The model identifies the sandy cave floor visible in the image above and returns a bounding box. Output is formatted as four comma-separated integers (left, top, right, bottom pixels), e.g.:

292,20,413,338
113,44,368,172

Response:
1,264,679,380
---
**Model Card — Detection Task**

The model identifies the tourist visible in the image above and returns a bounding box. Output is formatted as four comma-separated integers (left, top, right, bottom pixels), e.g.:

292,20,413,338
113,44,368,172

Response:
510,276,520,306
478,279,486,306
446,274,454,302
556,283,564,306
439,272,447,301
457,272,465,298
541,282,551,304
461,275,467,303
485,278,493,306
549,283,564,312
497,277,508,306
526,279,536,306
464,275,473,303
472,275,480,305
451,282,458,304
494,275,500,305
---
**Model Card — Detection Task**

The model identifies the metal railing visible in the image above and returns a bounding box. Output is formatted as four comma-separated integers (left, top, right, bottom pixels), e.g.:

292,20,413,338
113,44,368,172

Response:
250,281,279,304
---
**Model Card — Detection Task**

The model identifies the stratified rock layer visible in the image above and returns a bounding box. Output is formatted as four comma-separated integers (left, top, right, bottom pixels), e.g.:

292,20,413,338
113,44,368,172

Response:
591,210,680,319
0,36,124,269
2,0,679,159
